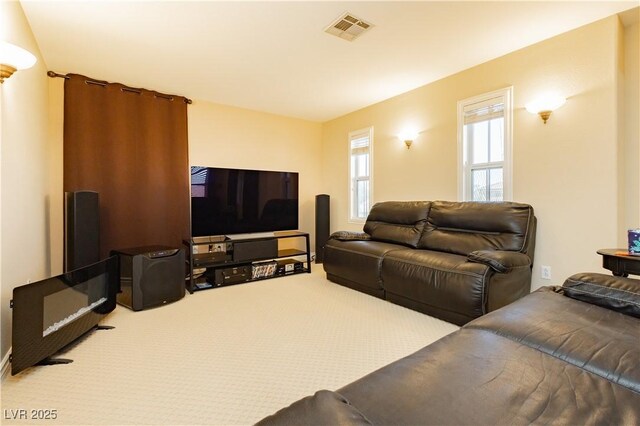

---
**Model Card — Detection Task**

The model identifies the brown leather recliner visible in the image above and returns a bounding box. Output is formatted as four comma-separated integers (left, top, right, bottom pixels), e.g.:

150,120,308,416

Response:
324,200,536,325
257,273,640,425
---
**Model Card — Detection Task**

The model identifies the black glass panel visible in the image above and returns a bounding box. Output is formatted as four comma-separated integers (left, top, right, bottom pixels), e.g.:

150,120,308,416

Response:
190,166,299,237
11,256,118,375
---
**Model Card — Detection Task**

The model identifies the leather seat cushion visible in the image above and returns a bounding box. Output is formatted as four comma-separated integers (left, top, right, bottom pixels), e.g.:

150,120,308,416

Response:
338,328,640,425
466,287,640,393
324,239,408,291
381,249,489,320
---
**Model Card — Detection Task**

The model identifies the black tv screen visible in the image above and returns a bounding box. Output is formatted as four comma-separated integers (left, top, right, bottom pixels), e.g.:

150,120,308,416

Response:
190,166,299,237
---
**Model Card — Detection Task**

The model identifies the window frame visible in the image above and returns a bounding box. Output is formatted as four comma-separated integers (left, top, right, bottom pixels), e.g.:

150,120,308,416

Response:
457,87,513,202
348,126,374,223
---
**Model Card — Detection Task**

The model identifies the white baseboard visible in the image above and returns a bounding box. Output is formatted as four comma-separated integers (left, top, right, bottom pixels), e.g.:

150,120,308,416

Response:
1,348,11,380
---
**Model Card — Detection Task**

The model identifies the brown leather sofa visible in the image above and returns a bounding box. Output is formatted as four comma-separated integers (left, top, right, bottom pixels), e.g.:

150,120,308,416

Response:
324,201,537,325
258,273,640,425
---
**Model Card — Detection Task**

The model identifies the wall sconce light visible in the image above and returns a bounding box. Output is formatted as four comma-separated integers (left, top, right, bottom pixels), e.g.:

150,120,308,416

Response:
0,41,37,84
525,95,566,124
399,131,418,149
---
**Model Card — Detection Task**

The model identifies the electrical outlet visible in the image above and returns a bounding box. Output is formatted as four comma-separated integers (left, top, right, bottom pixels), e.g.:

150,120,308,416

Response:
541,265,552,280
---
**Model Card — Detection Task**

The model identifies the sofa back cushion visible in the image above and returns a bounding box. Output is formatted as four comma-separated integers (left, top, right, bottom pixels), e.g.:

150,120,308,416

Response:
418,201,534,256
364,201,431,248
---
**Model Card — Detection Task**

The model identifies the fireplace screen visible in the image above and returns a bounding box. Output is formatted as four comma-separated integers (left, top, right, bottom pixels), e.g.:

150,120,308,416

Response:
12,256,118,375
43,276,108,337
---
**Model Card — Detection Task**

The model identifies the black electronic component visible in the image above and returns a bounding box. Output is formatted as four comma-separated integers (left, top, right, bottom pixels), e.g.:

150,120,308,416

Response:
64,191,100,272
110,246,185,311
315,194,330,263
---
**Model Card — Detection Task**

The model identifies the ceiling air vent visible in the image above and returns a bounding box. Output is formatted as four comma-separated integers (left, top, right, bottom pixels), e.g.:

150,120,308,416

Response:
325,13,373,42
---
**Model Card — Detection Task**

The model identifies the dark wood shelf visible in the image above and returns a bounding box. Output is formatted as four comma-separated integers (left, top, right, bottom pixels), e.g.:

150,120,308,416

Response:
597,248,640,277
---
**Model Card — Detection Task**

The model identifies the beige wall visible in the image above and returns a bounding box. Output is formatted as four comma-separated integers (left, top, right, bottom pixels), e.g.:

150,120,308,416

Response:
322,16,627,291
623,20,639,233
1,1,51,364
188,101,323,250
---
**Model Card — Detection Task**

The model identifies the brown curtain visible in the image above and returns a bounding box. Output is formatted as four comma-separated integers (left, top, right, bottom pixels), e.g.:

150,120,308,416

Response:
64,74,189,259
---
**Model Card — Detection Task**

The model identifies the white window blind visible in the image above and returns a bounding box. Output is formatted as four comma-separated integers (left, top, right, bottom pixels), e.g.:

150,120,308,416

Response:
463,97,504,124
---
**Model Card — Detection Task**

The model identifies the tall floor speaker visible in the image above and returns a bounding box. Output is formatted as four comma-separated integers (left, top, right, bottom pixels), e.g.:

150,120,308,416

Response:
110,246,185,311
64,191,100,272
315,194,330,264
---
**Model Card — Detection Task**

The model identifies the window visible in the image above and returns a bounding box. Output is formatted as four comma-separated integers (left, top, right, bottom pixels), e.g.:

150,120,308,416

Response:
349,127,373,222
458,87,513,202
190,166,207,197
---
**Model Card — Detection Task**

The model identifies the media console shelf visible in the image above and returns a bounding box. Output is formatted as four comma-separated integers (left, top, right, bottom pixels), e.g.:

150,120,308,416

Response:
184,231,311,293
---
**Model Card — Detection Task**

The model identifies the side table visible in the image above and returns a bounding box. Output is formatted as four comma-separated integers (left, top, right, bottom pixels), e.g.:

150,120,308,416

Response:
597,248,640,277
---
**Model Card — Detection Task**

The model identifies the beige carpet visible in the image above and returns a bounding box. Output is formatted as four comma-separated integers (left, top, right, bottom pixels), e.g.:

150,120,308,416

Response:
1,268,458,425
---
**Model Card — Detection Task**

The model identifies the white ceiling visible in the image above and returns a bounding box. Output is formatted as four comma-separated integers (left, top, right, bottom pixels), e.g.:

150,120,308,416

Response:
21,1,638,122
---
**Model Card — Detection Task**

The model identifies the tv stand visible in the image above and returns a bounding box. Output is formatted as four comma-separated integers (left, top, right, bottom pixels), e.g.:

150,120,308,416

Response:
184,231,311,293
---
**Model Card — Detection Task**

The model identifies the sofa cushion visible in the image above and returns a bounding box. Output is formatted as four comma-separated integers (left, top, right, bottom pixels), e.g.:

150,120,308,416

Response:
324,239,407,294
338,327,640,425
418,201,534,256
363,201,431,248
466,287,640,394
562,272,640,318
381,250,489,324
256,390,372,426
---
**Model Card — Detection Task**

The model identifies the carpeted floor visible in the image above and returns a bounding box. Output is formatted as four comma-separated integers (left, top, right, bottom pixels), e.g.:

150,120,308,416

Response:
1,268,458,425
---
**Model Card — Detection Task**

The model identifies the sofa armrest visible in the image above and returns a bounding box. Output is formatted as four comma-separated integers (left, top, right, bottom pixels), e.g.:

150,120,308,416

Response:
256,390,372,426
330,231,371,242
468,250,531,273
562,273,640,318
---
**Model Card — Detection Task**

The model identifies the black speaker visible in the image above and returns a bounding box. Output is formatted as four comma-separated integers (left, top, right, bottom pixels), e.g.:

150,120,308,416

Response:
64,191,100,272
315,194,330,263
110,246,185,311
233,239,278,262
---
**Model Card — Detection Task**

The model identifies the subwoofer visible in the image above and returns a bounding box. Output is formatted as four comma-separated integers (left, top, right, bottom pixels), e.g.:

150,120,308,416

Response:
64,191,100,272
110,246,185,311
315,194,330,263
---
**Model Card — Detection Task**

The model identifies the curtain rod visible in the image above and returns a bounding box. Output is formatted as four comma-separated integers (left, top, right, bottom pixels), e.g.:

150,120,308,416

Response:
47,71,193,104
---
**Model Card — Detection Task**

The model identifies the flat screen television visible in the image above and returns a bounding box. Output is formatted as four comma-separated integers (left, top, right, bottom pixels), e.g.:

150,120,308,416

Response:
190,166,299,237
11,256,118,375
